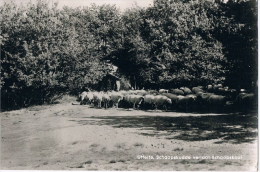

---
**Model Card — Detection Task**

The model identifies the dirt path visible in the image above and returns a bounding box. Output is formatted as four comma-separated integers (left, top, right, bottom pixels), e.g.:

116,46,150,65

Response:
1,102,258,170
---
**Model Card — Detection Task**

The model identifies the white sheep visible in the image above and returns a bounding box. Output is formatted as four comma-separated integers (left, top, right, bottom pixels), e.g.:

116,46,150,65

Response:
159,89,169,93
125,94,144,109
80,91,94,105
119,90,128,96
153,95,172,110
102,92,111,109
79,91,87,105
135,89,147,95
93,92,103,108
110,91,123,108
144,94,155,104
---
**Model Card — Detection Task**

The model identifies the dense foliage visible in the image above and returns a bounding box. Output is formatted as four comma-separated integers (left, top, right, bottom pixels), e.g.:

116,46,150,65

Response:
213,0,257,90
0,0,257,110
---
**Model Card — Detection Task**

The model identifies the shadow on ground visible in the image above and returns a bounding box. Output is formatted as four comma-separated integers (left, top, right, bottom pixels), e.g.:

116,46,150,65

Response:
69,112,257,144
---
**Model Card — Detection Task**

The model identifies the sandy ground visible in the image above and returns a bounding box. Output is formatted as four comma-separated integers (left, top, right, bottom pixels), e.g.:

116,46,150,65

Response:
1,99,258,170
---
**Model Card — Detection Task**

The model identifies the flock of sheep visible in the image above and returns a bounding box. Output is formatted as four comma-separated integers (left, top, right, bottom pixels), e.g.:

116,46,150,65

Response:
78,84,256,112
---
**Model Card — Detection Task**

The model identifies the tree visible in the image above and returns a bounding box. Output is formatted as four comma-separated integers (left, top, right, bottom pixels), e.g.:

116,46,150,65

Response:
213,0,257,90
113,0,228,89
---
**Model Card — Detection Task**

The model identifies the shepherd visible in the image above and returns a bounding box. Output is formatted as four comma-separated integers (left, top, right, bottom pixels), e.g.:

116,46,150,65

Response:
115,80,120,91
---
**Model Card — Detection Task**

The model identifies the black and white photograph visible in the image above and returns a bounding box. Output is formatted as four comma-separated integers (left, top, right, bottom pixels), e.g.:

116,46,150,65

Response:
0,0,258,171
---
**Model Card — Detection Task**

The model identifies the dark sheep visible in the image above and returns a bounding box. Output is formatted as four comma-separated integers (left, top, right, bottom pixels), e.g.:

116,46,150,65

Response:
236,93,255,103
197,92,214,101
208,94,226,106
235,93,256,112
177,94,197,112
196,92,214,110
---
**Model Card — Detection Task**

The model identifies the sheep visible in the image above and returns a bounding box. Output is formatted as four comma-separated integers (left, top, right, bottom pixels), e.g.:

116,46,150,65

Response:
159,89,169,93
207,94,226,110
196,92,214,110
216,87,228,95
153,95,172,110
119,94,130,108
170,89,184,95
87,92,94,104
119,90,128,96
180,87,192,95
93,92,103,108
143,94,156,109
135,89,147,96
192,87,204,94
212,84,223,92
102,92,111,109
186,94,197,100
147,89,158,95
177,94,198,111
224,88,238,100
79,91,88,105
176,95,185,106
110,91,123,108
127,90,136,94
236,93,255,103
144,94,155,103
197,92,214,102
125,94,144,109
224,86,229,90
162,93,179,109
79,91,94,105
176,95,194,111
235,92,256,112
206,85,213,92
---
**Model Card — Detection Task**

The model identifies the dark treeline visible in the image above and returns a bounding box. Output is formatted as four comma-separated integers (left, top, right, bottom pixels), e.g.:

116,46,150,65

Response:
0,0,257,110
